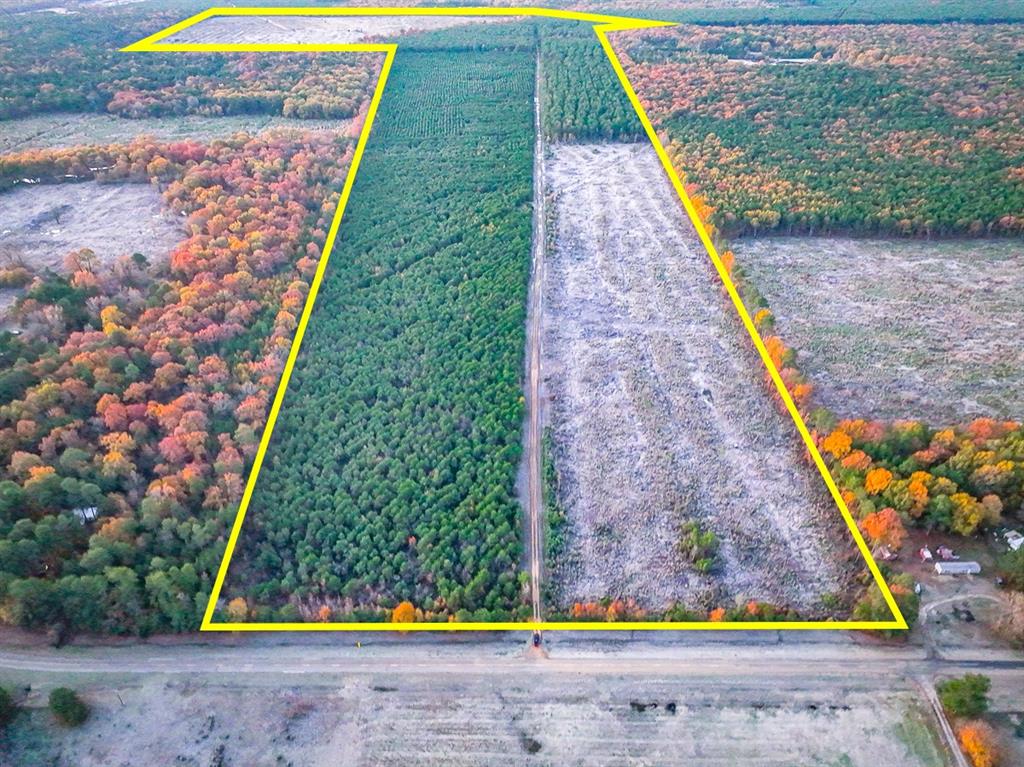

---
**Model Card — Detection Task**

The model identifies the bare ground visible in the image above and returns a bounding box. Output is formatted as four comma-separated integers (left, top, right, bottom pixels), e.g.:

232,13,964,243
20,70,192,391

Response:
0,675,948,767
164,14,485,45
543,143,858,614
0,181,180,272
0,113,353,153
0,181,181,313
733,237,1024,424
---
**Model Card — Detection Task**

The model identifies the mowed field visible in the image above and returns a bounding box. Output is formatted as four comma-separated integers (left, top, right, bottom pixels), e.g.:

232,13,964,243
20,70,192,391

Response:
734,237,1024,424
543,144,858,614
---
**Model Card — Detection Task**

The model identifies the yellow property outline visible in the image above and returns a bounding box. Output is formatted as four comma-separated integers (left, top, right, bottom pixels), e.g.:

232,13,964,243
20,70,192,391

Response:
125,6,906,633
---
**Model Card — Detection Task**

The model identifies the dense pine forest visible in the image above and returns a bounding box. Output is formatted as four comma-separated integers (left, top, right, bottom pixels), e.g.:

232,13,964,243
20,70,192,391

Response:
540,24,642,142
219,41,536,623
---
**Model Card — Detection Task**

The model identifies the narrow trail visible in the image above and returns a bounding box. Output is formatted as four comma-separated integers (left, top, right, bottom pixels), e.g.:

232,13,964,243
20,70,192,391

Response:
525,45,546,624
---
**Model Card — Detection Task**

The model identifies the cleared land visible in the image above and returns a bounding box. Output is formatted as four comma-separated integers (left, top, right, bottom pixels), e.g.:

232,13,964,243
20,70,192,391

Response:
543,144,857,614
0,113,353,152
164,14,483,45
734,237,1024,424
0,180,180,314
0,181,179,272
0,674,948,767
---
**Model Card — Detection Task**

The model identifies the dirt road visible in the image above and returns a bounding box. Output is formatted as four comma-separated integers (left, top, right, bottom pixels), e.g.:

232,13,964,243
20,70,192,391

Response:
1,634,1022,677
523,46,546,624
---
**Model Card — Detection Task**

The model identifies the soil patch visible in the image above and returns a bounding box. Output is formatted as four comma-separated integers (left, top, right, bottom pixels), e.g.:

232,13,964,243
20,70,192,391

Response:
0,180,181,314
0,181,180,272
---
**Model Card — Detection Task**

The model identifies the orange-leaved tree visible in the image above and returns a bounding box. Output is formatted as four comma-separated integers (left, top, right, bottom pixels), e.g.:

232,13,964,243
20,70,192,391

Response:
956,720,999,767
391,601,416,624
860,507,907,550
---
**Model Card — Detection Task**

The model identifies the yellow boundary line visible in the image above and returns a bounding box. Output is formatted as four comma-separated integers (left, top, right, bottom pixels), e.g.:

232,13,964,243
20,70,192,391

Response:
125,6,906,633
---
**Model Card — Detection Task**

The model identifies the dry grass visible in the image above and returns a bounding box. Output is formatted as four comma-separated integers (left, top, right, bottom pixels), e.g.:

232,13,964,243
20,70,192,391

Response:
1,676,948,766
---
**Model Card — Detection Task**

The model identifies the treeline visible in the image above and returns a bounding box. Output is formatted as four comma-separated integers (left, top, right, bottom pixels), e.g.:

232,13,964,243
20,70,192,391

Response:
220,45,536,624
0,132,356,635
0,8,377,120
624,23,1024,237
655,0,1024,24
819,418,1023,540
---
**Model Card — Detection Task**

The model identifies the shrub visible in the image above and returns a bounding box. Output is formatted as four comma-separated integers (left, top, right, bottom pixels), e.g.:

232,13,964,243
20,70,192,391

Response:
956,720,1000,767
0,267,32,289
48,687,89,727
852,572,919,638
391,601,415,623
997,547,1024,591
678,521,718,573
937,674,991,718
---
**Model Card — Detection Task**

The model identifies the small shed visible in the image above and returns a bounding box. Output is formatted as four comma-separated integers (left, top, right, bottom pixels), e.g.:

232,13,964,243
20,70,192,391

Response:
934,561,981,576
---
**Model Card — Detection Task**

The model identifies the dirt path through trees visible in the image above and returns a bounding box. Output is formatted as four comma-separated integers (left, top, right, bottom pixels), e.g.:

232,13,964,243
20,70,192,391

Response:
524,46,546,624
544,143,858,614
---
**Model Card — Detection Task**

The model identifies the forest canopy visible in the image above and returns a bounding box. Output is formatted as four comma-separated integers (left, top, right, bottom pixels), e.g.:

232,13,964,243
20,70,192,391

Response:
620,23,1024,236
0,9,378,120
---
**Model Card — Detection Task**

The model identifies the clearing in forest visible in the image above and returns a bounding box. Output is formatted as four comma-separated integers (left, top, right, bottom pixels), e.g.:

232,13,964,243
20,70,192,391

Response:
0,181,181,316
544,144,858,615
161,13,484,45
733,237,1024,424
0,113,353,153
0,181,180,273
